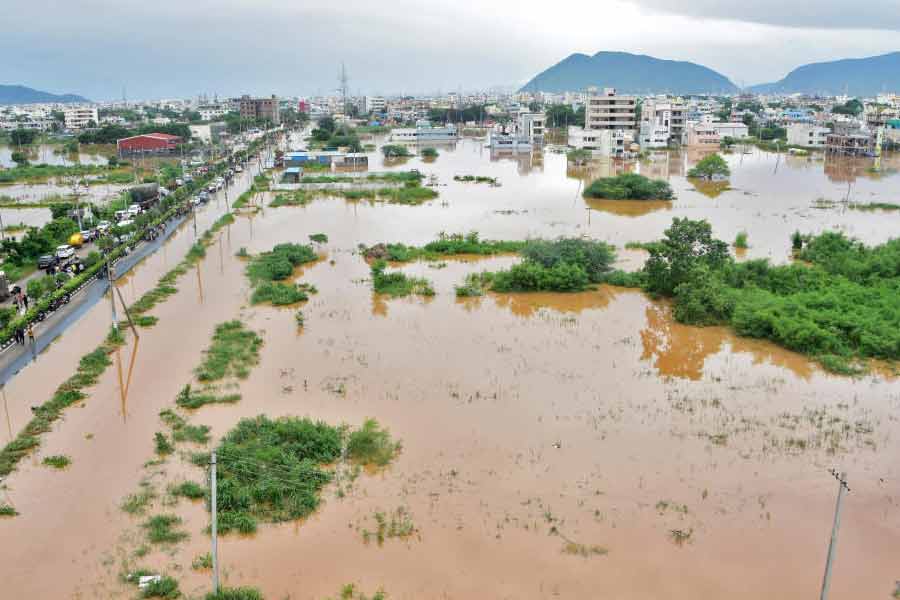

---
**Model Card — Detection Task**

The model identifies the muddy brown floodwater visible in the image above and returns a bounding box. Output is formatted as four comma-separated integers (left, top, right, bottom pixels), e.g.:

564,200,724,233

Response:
0,138,898,600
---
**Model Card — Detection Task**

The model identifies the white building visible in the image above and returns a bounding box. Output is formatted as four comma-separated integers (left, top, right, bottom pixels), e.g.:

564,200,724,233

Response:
639,122,671,149
515,111,545,143
568,126,634,157
390,121,458,142
64,107,99,130
198,106,227,121
710,122,749,139
363,96,386,115
684,122,720,147
787,123,831,148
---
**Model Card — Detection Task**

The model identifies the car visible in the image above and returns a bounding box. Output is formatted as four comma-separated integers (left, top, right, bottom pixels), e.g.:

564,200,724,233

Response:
80,229,97,242
190,196,202,206
207,184,216,193
198,191,209,202
175,178,184,187
96,220,111,232
115,210,129,221
184,175,194,184
235,165,243,173
38,254,58,270
56,245,75,260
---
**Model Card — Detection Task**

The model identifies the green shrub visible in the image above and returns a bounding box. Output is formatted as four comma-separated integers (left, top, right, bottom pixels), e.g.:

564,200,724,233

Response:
583,173,674,200
195,321,263,381
734,232,748,249
204,587,264,600
381,144,412,158
172,481,206,500
0,504,18,516
371,261,434,297
143,514,188,544
347,418,399,467
42,454,71,469
141,575,180,599
251,282,309,305
155,432,174,456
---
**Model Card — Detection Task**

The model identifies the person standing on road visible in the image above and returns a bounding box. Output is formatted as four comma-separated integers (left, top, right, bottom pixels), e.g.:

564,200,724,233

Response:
27,324,36,361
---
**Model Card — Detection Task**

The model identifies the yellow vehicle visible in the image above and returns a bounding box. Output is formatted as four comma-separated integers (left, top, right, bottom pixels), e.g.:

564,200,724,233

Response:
68,232,84,248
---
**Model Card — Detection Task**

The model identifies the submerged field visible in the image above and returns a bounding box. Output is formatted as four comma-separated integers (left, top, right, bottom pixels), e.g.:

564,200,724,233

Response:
0,137,898,600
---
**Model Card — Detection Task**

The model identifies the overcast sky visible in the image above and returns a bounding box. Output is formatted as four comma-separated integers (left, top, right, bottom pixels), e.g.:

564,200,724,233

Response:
3,0,898,100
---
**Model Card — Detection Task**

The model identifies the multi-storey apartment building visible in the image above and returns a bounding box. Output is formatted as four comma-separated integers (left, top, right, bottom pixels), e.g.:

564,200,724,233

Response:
584,87,637,133
640,96,686,145
238,95,280,124
64,107,98,130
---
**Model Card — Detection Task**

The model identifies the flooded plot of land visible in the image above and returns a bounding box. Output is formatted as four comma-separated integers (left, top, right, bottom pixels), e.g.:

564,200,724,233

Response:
0,143,111,169
0,139,898,600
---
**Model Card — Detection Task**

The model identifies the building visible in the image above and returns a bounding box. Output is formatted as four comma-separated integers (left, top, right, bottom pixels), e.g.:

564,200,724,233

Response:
189,123,227,144
198,105,227,121
585,87,637,133
787,123,831,148
363,96,386,115
639,122,671,149
117,133,182,155
239,95,280,124
568,126,634,157
685,123,720,147
515,111,546,143
825,124,873,156
640,96,686,144
64,107,99,130
390,121,458,142
710,122,749,140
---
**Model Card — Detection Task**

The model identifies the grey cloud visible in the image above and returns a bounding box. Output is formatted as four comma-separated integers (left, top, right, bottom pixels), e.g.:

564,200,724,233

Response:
628,0,900,30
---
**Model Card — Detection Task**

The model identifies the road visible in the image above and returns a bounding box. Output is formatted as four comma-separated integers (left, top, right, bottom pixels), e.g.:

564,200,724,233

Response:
0,157,263,387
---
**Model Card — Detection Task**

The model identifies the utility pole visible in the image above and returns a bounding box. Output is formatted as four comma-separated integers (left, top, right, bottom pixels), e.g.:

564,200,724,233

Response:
210,451,219,594
107,259,118,332
820,470,849,600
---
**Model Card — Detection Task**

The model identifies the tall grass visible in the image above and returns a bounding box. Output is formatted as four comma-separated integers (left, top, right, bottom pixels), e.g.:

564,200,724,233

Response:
195,321,263,381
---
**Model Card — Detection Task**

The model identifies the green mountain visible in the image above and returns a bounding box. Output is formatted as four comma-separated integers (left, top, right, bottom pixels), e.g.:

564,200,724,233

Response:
750,52,900,96
521,51,738,94
0,84,89,105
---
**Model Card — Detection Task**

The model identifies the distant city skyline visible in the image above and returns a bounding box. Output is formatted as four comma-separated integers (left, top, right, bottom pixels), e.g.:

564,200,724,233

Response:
3,0,899,101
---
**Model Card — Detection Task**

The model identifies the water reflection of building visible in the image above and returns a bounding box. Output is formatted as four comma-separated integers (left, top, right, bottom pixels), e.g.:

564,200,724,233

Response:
638,152,671,180
823,155,871,184
489,149,543,175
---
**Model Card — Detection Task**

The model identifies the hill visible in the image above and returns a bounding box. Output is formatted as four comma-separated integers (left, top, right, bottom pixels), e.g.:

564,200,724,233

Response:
0,84,89,105
521,51,738,95
750,52,900,97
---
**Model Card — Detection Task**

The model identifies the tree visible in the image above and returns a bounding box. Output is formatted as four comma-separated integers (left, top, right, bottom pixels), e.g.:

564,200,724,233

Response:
10,151,29,167
317,116,337,134
643,218,731,296
9,128,37,146
687,153,730,179
832,99,863,116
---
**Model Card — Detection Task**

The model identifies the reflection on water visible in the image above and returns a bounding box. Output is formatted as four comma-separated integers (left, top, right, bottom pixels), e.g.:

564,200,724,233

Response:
0,144,111,169
690,180,731,199
585,197,672,218
639,302,815,380
489,148,543,175
489,287,620,318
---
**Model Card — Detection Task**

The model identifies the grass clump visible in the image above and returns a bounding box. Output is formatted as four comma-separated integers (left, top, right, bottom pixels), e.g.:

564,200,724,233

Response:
121,487,156,515
154,432,175,456
195,321,263,382
246,243,317,285
583,173,674,200
562,541,609,557
370,261,434,297
364,232,524,262
172,481,206,500
141,575,180,599
361,507,416,544
453,174,498,185
309,233,328,244
347,418,399,467
143,514,189,545
421,147,439,159
42,454,71,469
192,552,213,570
213,416,343,534
251,282,309,305
325,584,387,600
204,587,264,600
849,202,900,211
175,384,241,410
172,423,210,444
0,504,18,517
734,231,748,249
270,190,311,207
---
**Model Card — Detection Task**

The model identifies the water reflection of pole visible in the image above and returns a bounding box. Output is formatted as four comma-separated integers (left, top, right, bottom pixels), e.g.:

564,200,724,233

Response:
2,385,11,441
210,451,219,594
196,264,204,304
819,470,849,600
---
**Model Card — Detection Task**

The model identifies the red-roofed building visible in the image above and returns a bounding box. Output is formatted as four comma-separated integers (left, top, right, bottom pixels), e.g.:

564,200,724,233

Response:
117,133,182,155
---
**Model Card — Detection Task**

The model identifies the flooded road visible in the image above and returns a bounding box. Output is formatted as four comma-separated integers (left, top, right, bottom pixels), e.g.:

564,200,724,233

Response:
0,138,898,600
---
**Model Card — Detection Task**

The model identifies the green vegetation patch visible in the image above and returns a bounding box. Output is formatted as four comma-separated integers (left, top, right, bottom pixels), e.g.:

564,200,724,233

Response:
195,321,263,382
583,173,674,201
171,481,206,500
42,454,71,469
143,514,189,545
364,232,524,262
203,416,398,535
246,243,317,284
371,260,434,297
606,218,900,374
0,504,18,517
453,174,498,185
140,575,180,599
455,238,616,294
175,384,241,410
270,191,311,207
204,588,264,600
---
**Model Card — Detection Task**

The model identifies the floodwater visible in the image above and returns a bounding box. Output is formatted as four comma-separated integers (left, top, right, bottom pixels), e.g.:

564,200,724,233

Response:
0,143,111,168
0,137,898,600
